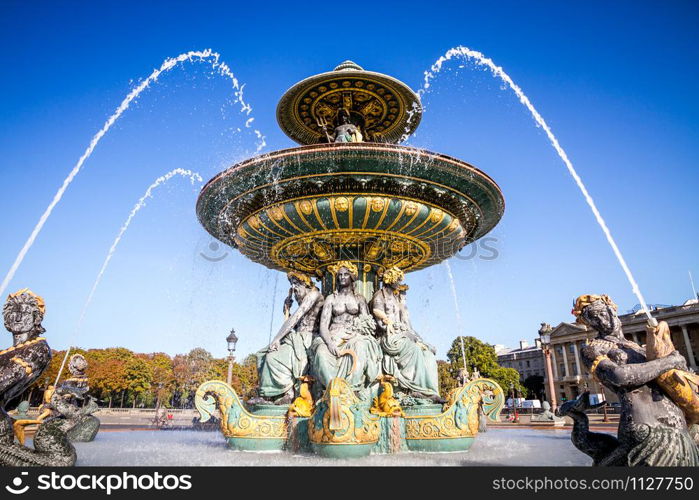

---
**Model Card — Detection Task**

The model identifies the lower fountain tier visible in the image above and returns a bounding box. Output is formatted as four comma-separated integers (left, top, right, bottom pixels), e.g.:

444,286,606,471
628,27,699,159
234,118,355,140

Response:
196,142,504,275
194,378,504,458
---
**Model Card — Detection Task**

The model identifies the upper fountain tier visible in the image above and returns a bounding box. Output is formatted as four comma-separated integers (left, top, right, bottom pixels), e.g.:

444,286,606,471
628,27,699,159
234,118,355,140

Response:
197,62,504,282
276,61,422,144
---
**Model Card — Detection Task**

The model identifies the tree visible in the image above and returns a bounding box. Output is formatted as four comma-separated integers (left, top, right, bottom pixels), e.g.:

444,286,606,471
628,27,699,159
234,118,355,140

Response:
437,360,456,396
523,374,545,401
124,357,153,408
445,336,526,396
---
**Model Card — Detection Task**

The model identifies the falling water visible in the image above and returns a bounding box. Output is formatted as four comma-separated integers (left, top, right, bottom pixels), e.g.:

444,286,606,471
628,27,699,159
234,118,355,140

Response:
0,49,265,299
423,46,654,322
55,168,203,385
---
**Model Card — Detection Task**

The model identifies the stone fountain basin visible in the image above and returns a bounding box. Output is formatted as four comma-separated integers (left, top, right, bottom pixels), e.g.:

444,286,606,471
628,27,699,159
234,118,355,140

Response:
196,143,504,274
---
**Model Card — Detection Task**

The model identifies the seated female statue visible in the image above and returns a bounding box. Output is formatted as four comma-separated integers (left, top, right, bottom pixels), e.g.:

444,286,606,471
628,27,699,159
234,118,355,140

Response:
309,261,381,401
255,272,323,404
370,266,441,402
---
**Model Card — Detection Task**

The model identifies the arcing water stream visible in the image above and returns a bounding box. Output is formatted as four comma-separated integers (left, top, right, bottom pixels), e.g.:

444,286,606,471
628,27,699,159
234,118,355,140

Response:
55,168,203,385
0,49,265,299
424,46,654,322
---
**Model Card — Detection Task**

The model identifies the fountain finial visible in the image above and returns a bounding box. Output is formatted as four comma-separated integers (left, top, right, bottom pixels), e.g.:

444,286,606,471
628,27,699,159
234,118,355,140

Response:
276,60,422,145
334,60,364,72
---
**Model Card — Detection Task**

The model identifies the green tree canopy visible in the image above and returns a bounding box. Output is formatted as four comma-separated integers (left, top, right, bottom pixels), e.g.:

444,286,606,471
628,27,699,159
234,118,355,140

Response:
446,336,527,397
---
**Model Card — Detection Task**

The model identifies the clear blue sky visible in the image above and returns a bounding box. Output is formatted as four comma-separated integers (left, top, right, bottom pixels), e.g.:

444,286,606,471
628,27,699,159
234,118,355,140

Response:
1,1,697,359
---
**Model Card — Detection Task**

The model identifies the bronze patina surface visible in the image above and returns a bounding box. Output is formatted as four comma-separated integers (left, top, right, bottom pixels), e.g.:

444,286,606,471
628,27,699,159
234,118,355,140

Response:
276,61,422,145
196,142,504,276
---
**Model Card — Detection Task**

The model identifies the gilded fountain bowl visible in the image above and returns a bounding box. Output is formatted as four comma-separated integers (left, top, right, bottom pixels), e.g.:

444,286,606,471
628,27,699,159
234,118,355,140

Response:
196,142,504,276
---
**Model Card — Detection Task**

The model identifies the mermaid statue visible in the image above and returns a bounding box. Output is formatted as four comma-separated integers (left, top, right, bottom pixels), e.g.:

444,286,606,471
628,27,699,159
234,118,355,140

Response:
255,271,323,404
370,266,441,403
0,289,76,466
310,261,381,401
561,294,699,466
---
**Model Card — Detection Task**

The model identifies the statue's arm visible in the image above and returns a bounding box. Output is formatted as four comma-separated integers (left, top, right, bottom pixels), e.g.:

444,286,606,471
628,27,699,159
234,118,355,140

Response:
319,297,338,356
371,292,389,331
268,291,317,348
0,362,27,395
582,344,686,390
358,295,369,316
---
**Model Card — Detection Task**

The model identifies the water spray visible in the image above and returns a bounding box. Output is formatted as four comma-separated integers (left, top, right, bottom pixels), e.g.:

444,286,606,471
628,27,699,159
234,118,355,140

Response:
54,168,203,386
425,46,655,325
1,49,265,299
690,271,698,301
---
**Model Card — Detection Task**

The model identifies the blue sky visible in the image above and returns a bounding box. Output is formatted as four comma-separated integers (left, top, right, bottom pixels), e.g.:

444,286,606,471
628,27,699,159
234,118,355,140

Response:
1,1,697,359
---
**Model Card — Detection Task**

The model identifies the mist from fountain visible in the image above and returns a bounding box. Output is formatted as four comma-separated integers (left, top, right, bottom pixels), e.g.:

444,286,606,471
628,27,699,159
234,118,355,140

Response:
55,168,203,385
420,46,654,322
0,49,265,299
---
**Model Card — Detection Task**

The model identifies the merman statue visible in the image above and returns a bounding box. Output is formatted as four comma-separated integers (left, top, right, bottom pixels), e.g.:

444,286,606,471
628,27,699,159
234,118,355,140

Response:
254,272,323,405
0,289,76,466
370,266,441,403
51,354,101,442
561,294,699,466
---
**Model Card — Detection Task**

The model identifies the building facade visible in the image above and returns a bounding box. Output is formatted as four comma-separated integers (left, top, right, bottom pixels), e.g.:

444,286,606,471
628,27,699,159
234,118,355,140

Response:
497,339,545,383
542,300,699,404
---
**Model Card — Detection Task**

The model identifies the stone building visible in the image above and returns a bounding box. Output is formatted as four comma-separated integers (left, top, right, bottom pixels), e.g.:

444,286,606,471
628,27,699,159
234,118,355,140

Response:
497,339,545,382
543,299,699,404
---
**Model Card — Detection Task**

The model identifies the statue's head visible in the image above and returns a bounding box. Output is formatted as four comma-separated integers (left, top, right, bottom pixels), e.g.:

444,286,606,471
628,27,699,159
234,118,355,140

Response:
382,266,405,287
68,354,88,377
541,401,551,412
3,288,46,338
328,260,358,289
287,271,313,295
338,108,351,125
572,294,620,335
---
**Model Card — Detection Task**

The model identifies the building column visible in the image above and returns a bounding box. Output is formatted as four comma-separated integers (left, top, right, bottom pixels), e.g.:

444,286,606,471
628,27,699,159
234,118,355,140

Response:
631,332,640,345
572,341,582,376
551,348,559,379
681,325,697,368
561,343,570,377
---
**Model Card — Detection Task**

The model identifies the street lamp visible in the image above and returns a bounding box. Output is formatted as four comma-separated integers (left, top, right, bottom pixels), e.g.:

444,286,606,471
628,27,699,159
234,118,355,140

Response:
226,329,238,387
538,322,557,412
509,382,519,423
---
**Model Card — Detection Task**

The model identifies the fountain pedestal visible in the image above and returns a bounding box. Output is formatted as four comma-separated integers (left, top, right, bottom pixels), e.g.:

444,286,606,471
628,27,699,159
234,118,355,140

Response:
195,377,503,458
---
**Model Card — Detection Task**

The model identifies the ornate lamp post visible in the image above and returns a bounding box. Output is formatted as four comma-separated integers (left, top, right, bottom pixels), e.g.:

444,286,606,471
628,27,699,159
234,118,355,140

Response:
538,322,557,412
226,329,238,387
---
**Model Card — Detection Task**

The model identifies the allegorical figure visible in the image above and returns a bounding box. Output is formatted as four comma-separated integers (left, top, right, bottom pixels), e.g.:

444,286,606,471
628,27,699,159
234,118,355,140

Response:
1,289,52,428
53,354,100,442
255,272,323,405
0,289,76,466
318,109,363,143
310,261,381,400
569,294,699,466
370,266,440,402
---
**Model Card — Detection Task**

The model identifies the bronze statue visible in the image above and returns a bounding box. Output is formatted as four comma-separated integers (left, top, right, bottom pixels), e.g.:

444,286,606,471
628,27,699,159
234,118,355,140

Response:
52,354,100,442
561,294,699,466
318,109,363,143
0,289,76,466
310,261,381,400
255,272,323,404
370,266,441,402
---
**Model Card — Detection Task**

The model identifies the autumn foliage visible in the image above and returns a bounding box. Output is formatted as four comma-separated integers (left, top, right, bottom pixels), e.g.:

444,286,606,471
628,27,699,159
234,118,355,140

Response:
23,347,258,409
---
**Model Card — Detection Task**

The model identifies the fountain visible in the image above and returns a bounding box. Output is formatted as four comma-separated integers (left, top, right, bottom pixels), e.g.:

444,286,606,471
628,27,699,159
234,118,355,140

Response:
194,61,505,458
